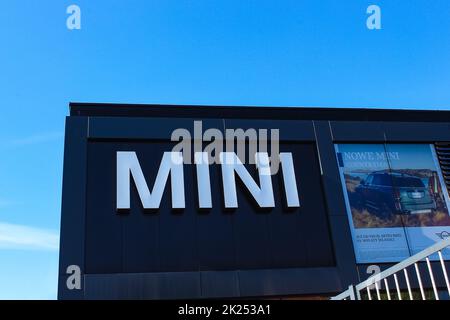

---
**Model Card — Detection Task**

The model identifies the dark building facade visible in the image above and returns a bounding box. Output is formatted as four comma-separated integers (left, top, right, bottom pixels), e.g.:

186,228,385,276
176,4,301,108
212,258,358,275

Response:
58,103,450,299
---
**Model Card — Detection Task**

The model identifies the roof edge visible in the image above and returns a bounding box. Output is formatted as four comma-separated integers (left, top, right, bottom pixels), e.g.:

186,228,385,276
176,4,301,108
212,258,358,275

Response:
68,102,450,122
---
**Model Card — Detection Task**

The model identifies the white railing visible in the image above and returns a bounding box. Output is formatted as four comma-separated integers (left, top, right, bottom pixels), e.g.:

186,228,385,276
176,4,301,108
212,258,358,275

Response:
330,285,356,300
331,237,450,300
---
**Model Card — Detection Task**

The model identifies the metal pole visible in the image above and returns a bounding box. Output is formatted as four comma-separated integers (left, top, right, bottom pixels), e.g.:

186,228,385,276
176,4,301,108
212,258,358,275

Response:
414,263,426,300
426,257,439,300
349,285,356,300
366,286,372,300
384,278,391,300
438,250,450,297
394,273,402,300
375,281,381,300
404,268,413,300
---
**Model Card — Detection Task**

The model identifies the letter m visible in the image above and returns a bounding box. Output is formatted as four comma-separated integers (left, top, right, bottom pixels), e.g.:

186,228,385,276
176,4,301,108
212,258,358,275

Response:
116,151,185,210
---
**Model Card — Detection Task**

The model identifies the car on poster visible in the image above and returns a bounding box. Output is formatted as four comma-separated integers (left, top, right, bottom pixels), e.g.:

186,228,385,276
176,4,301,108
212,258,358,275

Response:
355,171,437,218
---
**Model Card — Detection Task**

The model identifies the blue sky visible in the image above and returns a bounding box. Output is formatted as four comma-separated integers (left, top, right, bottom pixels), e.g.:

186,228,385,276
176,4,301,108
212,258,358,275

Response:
1,0,450,299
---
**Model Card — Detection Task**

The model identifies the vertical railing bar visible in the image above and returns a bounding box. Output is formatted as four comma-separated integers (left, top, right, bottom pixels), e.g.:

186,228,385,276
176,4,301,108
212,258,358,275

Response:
404,268,413,300
384,278,391,300
438,250,450,297
349,285,356,300
375,281,381,300
366,286,372,300
394,273,402,300
414,262,426,300
426,257,439,300
356,287,362,301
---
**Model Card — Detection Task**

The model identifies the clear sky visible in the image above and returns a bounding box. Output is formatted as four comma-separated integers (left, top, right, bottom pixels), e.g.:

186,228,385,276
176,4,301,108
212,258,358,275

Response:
1,0,450,299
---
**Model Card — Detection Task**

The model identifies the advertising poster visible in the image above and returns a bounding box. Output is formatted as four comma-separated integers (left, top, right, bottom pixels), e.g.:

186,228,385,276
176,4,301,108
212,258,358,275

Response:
335,143,450,263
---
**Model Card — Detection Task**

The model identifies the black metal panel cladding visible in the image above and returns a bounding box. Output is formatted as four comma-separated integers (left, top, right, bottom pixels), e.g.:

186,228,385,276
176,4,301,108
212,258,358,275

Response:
435,142,450,196
59,103,450,300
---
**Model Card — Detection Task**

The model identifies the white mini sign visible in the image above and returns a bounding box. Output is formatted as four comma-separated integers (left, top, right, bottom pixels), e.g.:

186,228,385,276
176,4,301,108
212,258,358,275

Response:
116,151,300,210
